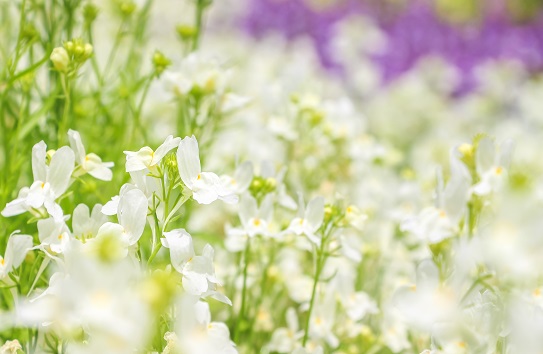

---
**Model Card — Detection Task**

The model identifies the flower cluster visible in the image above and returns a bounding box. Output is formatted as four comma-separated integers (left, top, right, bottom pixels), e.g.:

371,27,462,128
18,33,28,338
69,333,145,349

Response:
2,1,543,354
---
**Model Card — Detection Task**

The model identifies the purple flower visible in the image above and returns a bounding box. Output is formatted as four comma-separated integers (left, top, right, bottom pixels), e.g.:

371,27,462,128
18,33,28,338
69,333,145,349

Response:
241,0,543,90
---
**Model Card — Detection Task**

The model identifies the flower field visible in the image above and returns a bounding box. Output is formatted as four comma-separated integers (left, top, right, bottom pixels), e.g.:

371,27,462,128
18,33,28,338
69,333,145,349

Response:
2,0,543,353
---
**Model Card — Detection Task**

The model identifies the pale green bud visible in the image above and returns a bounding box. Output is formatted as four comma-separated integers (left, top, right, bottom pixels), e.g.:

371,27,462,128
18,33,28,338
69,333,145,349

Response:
83,43,93,58
50,47,70,72
176,25,197,41
83,3,99,24
139,270,179,313
152,50,171,76
64,41,74,52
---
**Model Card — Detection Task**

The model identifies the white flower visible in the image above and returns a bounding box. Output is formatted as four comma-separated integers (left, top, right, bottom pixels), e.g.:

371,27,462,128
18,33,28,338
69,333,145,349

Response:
344,205,367,230
307,294,339,348
95,187,148,251
472,138,514,196
72,203,108,240
162,54,226,97
286,195,325,245
401,149,471,244
174,300,237,354
225,193,275,252
220,161,253,194
2,141,74,221
177,135,237,204
68,129,114,181
267,308,303,353
161,229,229,304
18,249,152,353
393,260,459,332
38,217,72,254
258,161,297,210
101,184,138,216
220,93,251,114
238,193,274,238
0,339,22,354
124,135,181,173
0,232,33,279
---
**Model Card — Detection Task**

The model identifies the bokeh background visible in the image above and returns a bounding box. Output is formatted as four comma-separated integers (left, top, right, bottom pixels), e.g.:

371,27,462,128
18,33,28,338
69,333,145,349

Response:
241,0,543,93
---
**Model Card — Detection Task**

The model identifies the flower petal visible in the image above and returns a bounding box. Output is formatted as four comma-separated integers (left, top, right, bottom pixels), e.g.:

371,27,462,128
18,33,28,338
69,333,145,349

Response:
67,129,86,164
152,135,181,166
32,141,47,183
48,146,75,198
117,188,148,245
177,135,201,189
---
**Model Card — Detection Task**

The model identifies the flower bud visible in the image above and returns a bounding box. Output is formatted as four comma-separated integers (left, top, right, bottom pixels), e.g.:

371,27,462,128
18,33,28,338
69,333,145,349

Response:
118,0,137,16
176,25,197,41
83,3,99,24
458,143,474,159
152,50,171,76
265,177,277,190
83,43,93,58
139,270,179,313
50,47,69,72
64,41,74,52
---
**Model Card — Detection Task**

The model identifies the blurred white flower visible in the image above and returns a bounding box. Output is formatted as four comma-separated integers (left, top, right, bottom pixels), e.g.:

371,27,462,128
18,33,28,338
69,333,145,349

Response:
472,137,514,196
161,229,229,304
0,232,33,279
68,129,114,181
124,135,181,173
286,195,325,245
177,135,237,204
2,141,74,221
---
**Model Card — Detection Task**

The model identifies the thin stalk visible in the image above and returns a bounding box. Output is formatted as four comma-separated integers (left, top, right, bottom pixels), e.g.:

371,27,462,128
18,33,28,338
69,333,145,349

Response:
102,19,127,81
132,74,153,141
10,0,28,75
58,74,71,144
234,236,252,342
302,237,327,346
192,0,206,51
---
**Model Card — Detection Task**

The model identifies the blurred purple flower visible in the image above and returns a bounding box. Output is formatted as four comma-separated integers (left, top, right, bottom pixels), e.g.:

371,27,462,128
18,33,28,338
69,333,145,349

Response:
242,0,543,90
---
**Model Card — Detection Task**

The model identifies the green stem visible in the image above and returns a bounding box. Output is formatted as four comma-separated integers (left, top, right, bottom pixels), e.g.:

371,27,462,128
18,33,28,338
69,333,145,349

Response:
58,74,71,144
302,238,327,347
10,0,28,75
8,55,48,84
102,19,126,81
192,0,206,51
132,74,153,141
234,236,251,342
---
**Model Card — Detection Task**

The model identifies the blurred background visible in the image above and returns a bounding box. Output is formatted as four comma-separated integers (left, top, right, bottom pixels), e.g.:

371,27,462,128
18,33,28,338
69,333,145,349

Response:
240,0,543,92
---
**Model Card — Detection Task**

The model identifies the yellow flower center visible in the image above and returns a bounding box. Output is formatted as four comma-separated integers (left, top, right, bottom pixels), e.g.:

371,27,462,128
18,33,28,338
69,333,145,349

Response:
495,166,503,175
